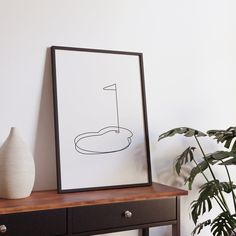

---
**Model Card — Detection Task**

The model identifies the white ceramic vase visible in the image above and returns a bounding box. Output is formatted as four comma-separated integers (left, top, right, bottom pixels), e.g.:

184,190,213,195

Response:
0,127,35,199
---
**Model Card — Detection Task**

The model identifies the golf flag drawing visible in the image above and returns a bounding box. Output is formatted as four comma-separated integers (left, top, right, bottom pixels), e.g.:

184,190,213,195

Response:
74,84,133,155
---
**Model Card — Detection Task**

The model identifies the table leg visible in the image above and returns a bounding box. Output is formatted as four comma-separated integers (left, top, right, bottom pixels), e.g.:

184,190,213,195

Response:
142,228,149,236
172,197,180,236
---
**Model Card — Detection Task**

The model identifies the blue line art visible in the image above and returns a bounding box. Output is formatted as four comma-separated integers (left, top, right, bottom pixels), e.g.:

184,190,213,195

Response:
74,84,133,155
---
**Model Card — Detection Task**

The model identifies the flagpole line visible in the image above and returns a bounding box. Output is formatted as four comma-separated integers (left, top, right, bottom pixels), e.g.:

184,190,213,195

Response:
103,84,120,133
114,84,120,133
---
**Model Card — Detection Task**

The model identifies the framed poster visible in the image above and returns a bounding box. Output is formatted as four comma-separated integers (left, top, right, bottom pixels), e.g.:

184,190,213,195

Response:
51,46,152,192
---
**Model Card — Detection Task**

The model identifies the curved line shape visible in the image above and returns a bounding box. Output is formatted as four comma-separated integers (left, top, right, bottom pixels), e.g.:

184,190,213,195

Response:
74,126,133,155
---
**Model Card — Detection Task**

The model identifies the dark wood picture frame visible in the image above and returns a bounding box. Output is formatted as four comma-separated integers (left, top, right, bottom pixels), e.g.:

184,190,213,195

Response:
51,46,152,193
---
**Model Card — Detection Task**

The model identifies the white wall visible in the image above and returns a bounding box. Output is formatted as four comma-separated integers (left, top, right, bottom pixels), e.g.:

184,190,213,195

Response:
1,1,236,235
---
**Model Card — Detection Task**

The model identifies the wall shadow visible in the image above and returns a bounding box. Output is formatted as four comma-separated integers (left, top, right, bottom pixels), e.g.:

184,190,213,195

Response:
33,48,57,190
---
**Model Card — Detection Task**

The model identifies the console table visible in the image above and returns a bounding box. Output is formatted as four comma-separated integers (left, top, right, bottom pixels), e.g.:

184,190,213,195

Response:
0,182,187,236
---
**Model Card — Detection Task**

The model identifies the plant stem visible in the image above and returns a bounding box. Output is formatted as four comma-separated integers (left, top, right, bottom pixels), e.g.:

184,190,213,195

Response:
221,160,236,213
192,159,226,212
194,136,230,213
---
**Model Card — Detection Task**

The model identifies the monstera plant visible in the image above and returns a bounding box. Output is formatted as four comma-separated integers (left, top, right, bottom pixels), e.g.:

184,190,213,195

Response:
158,127,236,236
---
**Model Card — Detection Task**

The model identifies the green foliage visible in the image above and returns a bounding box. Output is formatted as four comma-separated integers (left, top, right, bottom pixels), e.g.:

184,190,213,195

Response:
191,195,212,225
158,127,206,141
207,127,236,151
214,151,236,166
158,126,236,236
186,159,209,190
191,181,235,224
175,150,231,190
184,151,235,190
192,220,211,235
220,157,236,165
175,147,196,175
211,212,236,236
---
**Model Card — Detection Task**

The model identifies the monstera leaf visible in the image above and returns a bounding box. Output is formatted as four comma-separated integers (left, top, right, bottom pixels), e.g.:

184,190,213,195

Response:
215,151,236,165
205,150,236,166
220,157,236,165
186,151,236,189
191,181,215,224
186,160,210,190
158,126,236,236
211,212,236,236
175,147,196,175
191,180,236,225
185,154,215,190
158,127,207,141
207,127,236,150
171,147,225,189
192,220,211,235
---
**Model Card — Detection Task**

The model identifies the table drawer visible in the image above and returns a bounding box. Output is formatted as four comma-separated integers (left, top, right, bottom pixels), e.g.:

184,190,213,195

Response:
0,209,67,236
72,198,176,233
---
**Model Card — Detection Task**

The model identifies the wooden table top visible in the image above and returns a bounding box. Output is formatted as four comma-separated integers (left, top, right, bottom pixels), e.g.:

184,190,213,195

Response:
0,182,187,214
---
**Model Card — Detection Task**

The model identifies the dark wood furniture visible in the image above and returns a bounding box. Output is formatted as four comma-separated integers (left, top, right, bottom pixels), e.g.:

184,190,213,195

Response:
0,183,187,236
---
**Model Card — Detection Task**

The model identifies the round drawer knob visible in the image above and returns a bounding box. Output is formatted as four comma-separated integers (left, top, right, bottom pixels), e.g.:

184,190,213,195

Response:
124,210,132,218
0,225,7,234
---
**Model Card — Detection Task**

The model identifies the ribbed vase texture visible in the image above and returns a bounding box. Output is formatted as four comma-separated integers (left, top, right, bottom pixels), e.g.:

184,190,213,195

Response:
0,127,35,199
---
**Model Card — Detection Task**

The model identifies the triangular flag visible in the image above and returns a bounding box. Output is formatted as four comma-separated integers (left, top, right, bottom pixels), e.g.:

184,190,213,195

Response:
103,84,116,91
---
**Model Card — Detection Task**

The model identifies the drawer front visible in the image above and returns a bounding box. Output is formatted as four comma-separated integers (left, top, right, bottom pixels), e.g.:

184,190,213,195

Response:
72,198,176,233
0,209,67,236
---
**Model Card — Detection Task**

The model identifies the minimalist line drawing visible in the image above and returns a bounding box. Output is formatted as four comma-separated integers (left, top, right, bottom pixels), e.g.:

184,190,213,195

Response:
74,84,133,155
